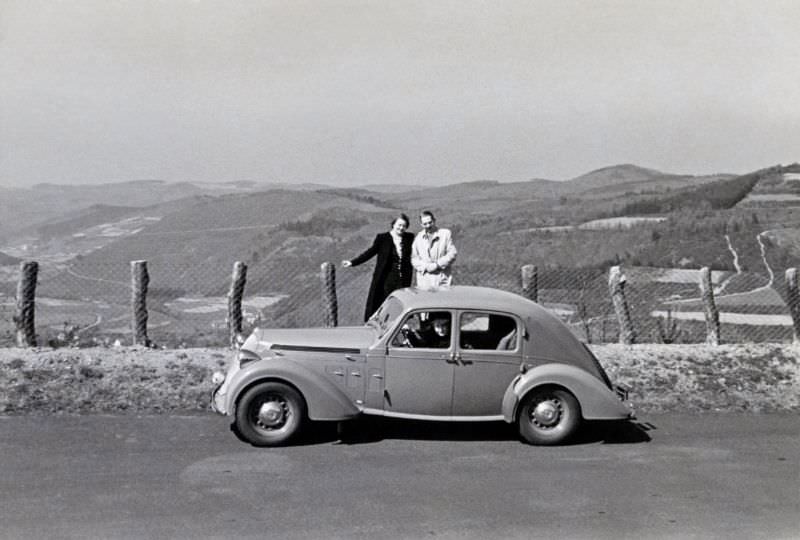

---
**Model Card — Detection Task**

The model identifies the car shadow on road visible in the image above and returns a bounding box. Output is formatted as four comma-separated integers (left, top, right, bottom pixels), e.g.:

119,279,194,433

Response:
298,417,653,446
574,420,654,445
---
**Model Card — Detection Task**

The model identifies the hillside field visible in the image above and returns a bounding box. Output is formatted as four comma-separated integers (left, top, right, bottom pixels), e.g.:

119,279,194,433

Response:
1,163,798,348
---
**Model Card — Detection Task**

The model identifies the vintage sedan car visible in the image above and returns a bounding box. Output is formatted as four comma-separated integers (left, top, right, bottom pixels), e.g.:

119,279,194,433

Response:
211,286,633,446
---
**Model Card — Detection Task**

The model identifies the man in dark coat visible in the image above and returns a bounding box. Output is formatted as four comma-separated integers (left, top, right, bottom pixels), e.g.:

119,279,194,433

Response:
342,214,414,321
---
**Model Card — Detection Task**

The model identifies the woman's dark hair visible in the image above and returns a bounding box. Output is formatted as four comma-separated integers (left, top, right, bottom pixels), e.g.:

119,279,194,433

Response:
391,213,410,228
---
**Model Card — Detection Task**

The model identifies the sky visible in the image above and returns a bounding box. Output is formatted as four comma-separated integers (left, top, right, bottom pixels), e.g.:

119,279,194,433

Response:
1,0,799,188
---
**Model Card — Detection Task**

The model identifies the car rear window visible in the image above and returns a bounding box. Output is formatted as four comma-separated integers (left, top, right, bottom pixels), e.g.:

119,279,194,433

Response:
459,312,518,351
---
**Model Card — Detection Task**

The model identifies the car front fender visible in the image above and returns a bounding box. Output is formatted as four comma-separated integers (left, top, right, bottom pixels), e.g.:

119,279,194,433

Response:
502,363,632,423
222,358,361,422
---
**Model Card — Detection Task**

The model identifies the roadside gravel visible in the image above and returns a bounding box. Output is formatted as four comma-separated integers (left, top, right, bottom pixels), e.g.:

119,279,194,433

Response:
0,344,797,414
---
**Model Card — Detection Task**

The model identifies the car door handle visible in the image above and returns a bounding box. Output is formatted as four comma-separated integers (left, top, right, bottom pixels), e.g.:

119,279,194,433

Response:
372,373,383,380
447,353,462,364
350,371,362,377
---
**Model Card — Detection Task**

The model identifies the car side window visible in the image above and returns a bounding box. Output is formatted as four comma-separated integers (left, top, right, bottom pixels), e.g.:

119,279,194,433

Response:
391,311,452,349
459,312,518,351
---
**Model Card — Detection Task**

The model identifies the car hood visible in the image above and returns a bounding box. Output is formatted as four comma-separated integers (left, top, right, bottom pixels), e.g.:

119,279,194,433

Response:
246,326,378,355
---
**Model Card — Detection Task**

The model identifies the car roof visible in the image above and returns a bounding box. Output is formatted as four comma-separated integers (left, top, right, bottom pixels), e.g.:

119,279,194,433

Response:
390,286,604,383
392,286,540,317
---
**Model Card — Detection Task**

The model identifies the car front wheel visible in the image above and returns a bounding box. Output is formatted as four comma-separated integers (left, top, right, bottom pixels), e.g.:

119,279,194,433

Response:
517,386,581,445
235,382,306,446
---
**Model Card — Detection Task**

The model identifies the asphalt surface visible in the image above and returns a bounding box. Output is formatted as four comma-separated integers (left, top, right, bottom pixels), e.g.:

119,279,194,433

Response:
0,413,797,540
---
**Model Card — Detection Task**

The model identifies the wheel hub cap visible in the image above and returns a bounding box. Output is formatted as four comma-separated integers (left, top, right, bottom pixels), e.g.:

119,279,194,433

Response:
532,400,560,427
257,401,285,428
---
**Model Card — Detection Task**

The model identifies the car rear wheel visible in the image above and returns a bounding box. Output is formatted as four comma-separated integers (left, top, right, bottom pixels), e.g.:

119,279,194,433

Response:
235,382,306,446
518,386,581,445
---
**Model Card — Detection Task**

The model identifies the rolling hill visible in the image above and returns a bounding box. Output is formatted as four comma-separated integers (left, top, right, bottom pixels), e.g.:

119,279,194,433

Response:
9,163,798,280
0,179,330,240
3,162,797,346
566,164,671,190
0,180,239,239
32,204,144,240
34,190,395,297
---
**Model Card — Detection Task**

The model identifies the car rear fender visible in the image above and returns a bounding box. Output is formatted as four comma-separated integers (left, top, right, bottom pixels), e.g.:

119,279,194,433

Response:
502,363,632,422
227,359,361,421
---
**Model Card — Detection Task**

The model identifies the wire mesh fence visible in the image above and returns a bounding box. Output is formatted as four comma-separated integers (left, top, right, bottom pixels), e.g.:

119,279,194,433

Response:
1,253,797,348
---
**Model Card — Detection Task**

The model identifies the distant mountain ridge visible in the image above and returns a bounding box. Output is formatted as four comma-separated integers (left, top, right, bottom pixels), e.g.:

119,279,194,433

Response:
570,164,667,184
0,163,760,241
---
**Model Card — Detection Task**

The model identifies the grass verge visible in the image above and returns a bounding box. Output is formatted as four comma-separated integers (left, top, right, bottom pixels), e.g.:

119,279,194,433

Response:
0,344,797,414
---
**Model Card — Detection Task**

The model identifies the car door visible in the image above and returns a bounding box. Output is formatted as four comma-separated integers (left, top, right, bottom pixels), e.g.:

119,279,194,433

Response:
383,310,455,417
323,354,367,405
451,311,523,417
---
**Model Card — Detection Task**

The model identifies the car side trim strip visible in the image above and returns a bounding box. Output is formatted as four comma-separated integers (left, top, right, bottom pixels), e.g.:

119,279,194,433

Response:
271,344,362,355
361,408,504,422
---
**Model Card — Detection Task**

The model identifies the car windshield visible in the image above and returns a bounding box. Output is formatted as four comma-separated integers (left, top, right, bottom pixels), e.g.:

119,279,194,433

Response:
367,295,405,338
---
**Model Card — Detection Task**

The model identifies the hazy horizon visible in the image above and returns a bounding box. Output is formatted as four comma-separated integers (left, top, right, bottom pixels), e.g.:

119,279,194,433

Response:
0,162,745,190
2,1,799,188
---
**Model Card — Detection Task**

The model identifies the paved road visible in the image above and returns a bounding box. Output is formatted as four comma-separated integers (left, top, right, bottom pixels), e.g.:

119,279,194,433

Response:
0,413,797,539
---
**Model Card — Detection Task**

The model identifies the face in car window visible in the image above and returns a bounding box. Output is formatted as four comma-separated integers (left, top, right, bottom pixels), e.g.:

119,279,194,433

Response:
391,311,452,349
459,312,517,351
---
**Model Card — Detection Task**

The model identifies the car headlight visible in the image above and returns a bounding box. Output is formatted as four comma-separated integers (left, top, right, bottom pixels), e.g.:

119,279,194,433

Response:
211,371,226,385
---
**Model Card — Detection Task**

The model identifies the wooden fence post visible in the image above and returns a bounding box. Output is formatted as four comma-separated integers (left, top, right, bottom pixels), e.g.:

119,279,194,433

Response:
131,260,150,346
608,266,635,344
521,264,538,303
321,262,338,327
786,268,800,343
699,266,720,346
227,261,248,347
14,261,38,347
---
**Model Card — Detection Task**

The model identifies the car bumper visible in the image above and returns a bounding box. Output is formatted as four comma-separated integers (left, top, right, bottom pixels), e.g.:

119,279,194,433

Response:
614,383,635,418
210,370,229,415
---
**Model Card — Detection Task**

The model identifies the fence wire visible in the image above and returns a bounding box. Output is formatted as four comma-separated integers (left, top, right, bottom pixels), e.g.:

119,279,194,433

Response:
0,257,796,348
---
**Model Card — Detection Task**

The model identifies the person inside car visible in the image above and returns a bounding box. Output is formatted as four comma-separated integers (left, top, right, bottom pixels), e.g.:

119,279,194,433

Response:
395,312,451,348
422,318,451,348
